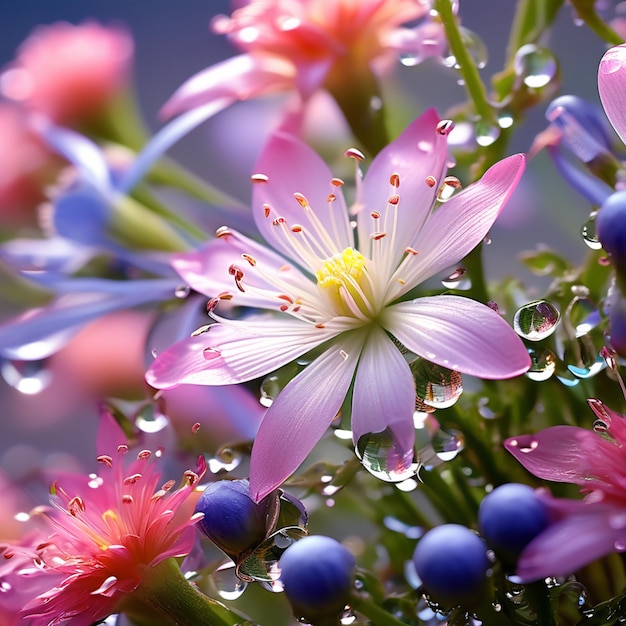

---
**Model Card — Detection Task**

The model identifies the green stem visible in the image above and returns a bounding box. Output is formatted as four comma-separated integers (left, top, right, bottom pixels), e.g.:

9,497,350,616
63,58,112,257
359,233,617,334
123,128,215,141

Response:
569,0,624,46
505,0,566,59
524,580,557,626
130,184,209,242
349,591,410,626
324,57,390,156
133,558,256,626
434,0,495,125
149,156,245,208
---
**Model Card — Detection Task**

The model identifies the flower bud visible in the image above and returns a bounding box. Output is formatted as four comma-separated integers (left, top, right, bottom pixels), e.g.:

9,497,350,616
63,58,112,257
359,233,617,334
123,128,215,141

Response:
478,483,549,566
194,479,273,560
546,95,613,154
279,535,356,624
412,524,490,606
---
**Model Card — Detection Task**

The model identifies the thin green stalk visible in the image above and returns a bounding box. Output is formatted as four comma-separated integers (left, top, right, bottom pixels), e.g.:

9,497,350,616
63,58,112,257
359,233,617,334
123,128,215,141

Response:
420,466,474,526
569,0,624,46
433,0,494,125
349,591,411,626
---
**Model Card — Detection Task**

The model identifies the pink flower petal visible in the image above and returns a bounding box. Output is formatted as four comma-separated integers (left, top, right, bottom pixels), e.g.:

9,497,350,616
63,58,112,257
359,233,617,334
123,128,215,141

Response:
145,317,334,389
516,502,624,581
251,131,353,264
504,425,603,485
249,334,365,501
96,408,129,458
383,295,530,379
394,154,525,293
351,327,415,452
355,108,448,259
160,53,295,119
171,229,317,309
598,44,626,145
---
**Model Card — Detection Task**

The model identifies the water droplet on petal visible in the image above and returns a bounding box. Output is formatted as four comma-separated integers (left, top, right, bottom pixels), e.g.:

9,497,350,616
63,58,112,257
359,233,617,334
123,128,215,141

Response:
436,176,462,202
513,300,560,340
260,374,280,407
509,437,539,453
431,428,464,461
411,359,463,408
581,211,602,249
441,266,471,290
174,284,191,298
526,348,556,381
513,44,557,88
399,52,419,67
212,561,248,600
207,446,243,473
355,429,418,482
1,358,52,394
135,411,169,433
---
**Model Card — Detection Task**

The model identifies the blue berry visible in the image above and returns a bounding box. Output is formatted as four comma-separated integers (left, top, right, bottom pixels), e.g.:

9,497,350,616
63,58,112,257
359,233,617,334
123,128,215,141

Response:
194,479,271,559
412,524,489,605
279,535,356,623
478,483,549,565
598,191,626,272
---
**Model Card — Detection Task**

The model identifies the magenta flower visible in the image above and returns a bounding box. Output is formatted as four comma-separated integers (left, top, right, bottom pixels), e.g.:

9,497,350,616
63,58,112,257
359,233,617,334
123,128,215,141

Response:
161,0,441,120
19,410,206,625
505,398,626,581
146,109,530,501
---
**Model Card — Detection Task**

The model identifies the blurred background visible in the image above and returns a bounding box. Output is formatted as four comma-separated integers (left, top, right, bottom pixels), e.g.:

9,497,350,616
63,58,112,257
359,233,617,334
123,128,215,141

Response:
0,0,611,488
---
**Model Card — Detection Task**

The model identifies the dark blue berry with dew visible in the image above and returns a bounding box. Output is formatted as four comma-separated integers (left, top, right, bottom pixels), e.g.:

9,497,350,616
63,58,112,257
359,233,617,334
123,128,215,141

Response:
194,478,272,560
412,523,490,606
598,190,626,279
478,482,550,566
279,535,356,624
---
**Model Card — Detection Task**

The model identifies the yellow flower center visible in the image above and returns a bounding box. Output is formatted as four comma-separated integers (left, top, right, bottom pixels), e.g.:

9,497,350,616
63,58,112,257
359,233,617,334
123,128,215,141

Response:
316,247,372,318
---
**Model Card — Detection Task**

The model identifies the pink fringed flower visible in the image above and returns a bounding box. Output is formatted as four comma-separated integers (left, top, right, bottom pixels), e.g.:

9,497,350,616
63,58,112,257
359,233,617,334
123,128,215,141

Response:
161,0,441,119
19,411,206,625
146,109,530,502
1,21,133,126
505,398,626,581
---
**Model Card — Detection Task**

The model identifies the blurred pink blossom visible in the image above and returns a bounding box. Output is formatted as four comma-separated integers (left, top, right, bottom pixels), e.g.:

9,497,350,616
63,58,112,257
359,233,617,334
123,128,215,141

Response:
161,0,441,125
0,103,63,226
1,21,134,127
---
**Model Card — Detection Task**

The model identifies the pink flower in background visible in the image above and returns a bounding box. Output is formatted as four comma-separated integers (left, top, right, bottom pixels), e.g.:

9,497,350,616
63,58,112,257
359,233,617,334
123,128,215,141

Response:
161,0,441,119
19,410,206,625
0,21,133,127
505,398,626,581
0,103,64,226
146,109,530,502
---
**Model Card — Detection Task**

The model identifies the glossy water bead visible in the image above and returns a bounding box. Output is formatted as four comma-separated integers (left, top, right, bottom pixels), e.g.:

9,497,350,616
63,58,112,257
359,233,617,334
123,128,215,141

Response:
412,524,490,605
478,483,550,566
279,535,356,623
